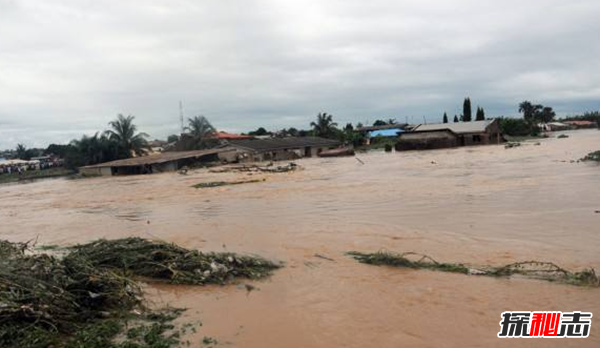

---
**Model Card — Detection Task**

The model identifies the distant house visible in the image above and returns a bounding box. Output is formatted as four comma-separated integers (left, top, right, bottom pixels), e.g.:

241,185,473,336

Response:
225,137,341,162
79,148,235,176
540,122,570,132
396,119,503,151
211,132,254,140
563,120,597,129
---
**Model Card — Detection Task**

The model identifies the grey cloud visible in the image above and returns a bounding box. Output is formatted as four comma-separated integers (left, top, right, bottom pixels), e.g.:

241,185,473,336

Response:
1,0,600,148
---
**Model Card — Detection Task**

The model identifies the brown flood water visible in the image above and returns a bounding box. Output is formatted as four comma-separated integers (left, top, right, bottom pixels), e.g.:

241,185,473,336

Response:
1,130,599,348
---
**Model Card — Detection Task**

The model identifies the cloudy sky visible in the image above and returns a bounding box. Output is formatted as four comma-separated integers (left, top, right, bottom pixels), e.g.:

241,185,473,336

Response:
1,0,600,149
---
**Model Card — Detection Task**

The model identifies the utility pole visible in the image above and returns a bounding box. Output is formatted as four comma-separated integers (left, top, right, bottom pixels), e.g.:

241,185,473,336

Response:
179,101,184,134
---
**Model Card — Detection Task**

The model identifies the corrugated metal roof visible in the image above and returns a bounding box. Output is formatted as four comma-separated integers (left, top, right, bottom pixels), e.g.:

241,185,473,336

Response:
369,128,405,137
228,137,341,152
356,123,409,132
81,148,233,168
413,120,494,134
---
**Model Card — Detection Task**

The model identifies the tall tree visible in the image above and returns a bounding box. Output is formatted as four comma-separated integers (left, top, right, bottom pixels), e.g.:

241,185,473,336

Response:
310,113,338,138
105,114,149,157
453,115,459,123
519,101,543,123
475,107,485,121
540,107,556,123
463,98,472,122
15,144,27,160
185,115,217,149
443,112,448,124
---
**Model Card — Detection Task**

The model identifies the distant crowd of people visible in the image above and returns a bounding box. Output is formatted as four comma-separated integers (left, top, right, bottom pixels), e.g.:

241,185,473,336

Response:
0,158,64,175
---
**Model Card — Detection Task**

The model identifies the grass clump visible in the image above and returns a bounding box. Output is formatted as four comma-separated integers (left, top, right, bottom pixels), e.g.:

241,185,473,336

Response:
581,151,600,162
347,251,599,287
66,237,281,285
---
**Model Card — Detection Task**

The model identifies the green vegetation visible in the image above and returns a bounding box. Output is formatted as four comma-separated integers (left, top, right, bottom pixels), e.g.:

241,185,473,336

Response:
193,179,266,188
67,238,281,285
310,112,338,139
0,238,280,348
581,151,600,162
106,114,150,157
499,117,539,137
0,167,75,185
442,112,448,124
184,115,219,150
463,98,472,122
475,106,485,121
347,250,599,287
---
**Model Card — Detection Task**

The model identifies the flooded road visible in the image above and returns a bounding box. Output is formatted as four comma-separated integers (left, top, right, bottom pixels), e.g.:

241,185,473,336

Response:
1,130,599,347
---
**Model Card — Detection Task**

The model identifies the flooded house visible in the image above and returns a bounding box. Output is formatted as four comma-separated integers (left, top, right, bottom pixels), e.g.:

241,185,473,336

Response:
395,119,503,151
225,136,341,162
79,148,235,176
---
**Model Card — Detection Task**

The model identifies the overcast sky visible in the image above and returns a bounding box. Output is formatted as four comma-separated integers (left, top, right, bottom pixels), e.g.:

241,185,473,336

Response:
1,0,600,149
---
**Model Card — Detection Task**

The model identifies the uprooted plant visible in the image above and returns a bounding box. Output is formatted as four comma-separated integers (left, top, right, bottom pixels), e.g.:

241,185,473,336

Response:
66,237,281,285
0,238,281,348
347,250,599,287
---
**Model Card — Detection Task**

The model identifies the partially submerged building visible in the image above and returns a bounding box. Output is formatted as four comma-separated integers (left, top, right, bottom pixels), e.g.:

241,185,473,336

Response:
79,148,234,176
225,137,341,162
396,119,503,151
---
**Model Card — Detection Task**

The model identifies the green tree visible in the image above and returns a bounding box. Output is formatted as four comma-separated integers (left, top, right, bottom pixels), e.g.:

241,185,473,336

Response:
65,133,121,169
15,144,27,160
310,113,338,138
518,101,543,124
453,115,459,123
185,115,217,149
373,120,388,126
105,114,149,157
475,107,485,121
443,113,448,124
167,134,180,143
248,127,270,136
463,98,472,122
44,144,72,158
540,107,556,123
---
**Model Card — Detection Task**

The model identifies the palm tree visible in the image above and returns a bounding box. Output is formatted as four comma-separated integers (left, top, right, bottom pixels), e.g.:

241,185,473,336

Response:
310,113,338,138
15,144,27,159
185,115,216,149
105,114,149,157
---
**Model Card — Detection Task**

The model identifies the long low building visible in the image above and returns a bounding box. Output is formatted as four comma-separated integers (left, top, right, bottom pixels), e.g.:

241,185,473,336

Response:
396,119,503,151
225,136,341,162
79,148,235,176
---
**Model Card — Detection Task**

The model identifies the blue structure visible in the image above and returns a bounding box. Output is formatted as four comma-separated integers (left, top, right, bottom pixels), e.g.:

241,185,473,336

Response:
368,128,404,138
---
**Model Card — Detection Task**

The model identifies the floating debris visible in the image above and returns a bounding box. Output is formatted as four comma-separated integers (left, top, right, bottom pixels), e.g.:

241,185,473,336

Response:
347,251,599,287
193,178,266,189
557,134,569,139
210,162,299,174
0,238,281,347
581,151,600,162
505,142,521,149
66,237,282,285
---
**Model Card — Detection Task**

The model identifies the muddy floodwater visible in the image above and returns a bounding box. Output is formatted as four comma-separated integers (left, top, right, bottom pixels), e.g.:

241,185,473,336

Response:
1,130,599,348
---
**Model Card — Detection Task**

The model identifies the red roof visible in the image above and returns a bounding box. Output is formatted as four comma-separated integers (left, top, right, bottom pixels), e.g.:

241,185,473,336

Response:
211,132,254,140
564,120,596,126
